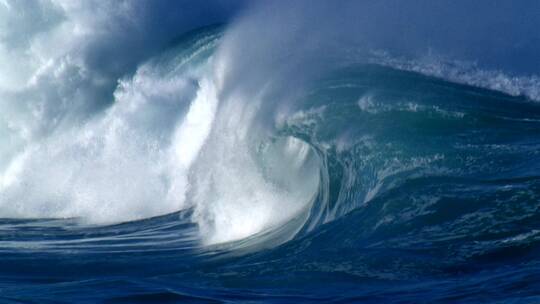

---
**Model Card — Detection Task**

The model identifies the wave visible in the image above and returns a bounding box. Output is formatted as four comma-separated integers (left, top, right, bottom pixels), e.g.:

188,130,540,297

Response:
2,23,540,250
2,3,540,301
0,27,323,246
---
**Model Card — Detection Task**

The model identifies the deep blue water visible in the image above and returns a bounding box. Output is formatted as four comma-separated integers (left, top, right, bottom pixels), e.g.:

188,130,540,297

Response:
2,26,540,303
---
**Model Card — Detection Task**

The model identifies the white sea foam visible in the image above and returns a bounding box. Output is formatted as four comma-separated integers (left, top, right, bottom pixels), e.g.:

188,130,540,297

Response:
0,55,210,223
371,51,540,102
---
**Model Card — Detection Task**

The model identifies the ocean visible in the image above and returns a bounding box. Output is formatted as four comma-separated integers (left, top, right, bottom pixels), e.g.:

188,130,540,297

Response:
1,10,540,304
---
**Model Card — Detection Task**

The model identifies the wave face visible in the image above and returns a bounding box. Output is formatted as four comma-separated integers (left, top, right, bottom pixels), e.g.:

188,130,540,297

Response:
2,2,540,303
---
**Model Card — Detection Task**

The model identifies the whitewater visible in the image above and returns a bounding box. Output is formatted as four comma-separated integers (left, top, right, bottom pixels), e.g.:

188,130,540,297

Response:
1,1,540,302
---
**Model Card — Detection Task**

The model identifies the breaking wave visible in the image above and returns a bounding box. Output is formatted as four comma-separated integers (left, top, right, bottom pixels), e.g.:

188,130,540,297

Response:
2,2,540,302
